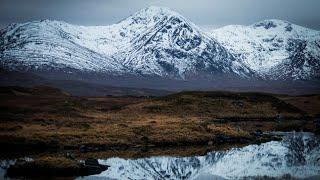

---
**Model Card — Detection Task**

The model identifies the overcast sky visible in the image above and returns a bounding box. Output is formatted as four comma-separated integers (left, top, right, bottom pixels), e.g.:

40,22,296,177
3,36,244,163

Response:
1,0,319,30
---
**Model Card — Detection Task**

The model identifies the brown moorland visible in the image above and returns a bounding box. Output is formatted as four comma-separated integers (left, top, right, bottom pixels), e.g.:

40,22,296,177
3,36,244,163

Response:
0,86,316,155
278,94,320,117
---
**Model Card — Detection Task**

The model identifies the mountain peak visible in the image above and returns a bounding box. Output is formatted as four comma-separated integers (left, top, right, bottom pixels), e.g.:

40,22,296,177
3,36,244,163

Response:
137,6,179,16
125,6,185,25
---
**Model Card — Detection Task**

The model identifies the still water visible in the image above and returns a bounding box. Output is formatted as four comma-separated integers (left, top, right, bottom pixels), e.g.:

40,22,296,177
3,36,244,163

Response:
80,132,320,180
1,132,319,179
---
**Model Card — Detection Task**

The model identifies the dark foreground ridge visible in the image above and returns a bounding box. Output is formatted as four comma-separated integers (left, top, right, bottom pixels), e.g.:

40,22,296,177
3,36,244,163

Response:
6,157,108,178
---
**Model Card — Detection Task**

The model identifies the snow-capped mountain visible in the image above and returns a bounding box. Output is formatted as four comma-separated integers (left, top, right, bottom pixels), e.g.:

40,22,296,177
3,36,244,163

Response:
0,6,254,80
81,132,320,180
210,19,320,80
0,7,319,82
110,6,254,78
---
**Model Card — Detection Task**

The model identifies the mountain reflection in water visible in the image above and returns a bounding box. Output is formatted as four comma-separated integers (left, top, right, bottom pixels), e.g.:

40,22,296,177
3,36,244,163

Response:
80,132,320,180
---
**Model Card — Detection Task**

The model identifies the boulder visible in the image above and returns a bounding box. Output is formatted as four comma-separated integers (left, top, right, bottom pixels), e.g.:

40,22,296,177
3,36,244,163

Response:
83,158,109,175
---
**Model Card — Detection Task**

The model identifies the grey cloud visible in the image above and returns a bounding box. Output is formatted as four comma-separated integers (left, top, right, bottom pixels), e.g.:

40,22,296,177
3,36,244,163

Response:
0,0,319,30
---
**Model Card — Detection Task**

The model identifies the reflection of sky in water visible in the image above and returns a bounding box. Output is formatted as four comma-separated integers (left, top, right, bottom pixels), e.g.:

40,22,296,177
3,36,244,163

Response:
81,132,320,180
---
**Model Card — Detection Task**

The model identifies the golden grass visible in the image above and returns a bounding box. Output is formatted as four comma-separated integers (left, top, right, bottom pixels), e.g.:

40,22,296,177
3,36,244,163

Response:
0,90,313,152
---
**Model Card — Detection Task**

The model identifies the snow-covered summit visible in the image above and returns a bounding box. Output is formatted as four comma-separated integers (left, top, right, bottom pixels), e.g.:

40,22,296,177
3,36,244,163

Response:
108,6,253,78
210,19,320,80
132,6,181,19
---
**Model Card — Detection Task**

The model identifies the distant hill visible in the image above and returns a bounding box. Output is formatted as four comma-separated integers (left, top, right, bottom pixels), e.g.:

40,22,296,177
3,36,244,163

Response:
0,69,172,96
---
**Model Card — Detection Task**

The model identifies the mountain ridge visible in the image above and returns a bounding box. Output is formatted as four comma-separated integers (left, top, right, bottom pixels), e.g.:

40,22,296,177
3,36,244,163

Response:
0,6,258,80
0,6,319,89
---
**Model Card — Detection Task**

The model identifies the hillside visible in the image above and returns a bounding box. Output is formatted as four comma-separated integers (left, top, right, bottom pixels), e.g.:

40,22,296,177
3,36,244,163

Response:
129,91,306,119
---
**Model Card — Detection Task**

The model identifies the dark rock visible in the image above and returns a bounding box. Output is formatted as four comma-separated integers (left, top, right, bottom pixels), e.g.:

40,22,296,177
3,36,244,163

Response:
83,158,109,175
85,158,99,166
254,21,277,29
7,157,109,178
285,24,293,32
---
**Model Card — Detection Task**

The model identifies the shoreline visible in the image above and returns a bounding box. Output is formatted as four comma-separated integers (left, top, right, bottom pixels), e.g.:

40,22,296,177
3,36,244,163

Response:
2,131,317,179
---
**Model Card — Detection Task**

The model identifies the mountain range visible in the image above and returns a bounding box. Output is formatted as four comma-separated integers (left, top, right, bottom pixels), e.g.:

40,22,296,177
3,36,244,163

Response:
0,6,319,94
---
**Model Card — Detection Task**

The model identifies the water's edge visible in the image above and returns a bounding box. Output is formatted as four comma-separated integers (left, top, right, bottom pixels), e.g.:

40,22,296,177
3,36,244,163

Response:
1,132,320,180
80,132,320,180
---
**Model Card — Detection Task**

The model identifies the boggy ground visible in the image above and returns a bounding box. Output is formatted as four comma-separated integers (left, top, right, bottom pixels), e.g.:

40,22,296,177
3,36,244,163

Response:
0,86,319,177
0,86,317,152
